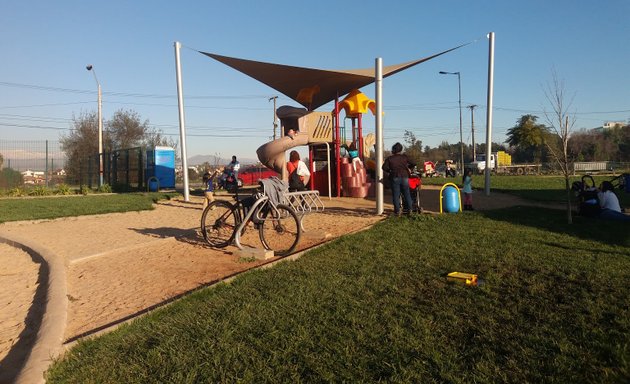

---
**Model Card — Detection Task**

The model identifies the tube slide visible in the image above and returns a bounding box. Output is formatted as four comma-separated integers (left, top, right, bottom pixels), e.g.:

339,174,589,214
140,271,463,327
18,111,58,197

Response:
256,132,310,178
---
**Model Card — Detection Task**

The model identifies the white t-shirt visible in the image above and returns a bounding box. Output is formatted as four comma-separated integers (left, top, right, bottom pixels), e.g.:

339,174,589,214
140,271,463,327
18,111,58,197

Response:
296,160,310,177
598,190,622,212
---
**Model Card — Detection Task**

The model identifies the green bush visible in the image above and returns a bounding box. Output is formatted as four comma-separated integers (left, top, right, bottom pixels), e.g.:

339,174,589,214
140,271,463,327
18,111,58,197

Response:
97,183,112,193
80,185,92,195
0,168,24,189
55,183,73,195
7,187,24,197
29,185,52,196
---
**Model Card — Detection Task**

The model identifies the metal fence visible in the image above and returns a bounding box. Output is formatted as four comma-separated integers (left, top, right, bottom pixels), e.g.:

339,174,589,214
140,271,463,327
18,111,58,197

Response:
0,140,67,188
86,147,145,190
0,140,147,191
0,140,66,172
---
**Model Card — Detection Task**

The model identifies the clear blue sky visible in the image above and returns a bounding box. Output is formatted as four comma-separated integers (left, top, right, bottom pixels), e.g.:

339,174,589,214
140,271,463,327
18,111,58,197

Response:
1,0,629,163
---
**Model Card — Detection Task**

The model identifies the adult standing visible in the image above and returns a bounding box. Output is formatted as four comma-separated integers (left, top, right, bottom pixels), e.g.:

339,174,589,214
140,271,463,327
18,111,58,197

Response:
382,142,415,216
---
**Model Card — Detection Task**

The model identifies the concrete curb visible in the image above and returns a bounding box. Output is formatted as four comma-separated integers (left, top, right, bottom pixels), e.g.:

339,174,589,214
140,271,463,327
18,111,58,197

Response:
0,233,68,384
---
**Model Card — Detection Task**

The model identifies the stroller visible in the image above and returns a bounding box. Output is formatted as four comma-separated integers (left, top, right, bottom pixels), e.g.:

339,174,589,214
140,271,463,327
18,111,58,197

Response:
572,175,601,217
395,167,422,214
407,168,423,213
572,173,629,217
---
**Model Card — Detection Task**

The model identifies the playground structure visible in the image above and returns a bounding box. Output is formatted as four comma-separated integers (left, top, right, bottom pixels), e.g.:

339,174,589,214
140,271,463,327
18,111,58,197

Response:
256,89,377,198
198,44,475,203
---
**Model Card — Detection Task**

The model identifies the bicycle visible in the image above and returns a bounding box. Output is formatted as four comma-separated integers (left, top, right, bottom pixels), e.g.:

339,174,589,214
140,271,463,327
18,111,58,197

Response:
200,179,301,256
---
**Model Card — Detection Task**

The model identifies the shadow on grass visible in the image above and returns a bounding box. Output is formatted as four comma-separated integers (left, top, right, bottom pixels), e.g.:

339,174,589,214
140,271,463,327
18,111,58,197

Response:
479,205,630,247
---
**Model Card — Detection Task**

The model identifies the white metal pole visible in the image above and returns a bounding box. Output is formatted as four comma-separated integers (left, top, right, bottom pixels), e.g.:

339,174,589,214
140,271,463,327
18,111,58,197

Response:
97,83,103,187
269,96,278,140
469,105,477,160
375,58,384,215
457,72,463,173
174,41,190,201
484,32,495,196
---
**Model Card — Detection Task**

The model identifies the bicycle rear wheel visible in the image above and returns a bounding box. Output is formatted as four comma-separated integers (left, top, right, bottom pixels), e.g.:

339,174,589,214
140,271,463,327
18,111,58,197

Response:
201,200,238,248
258,204,301,256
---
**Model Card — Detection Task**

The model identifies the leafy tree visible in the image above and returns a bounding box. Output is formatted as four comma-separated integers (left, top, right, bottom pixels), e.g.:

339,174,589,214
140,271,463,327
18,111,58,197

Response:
107,109,177,151
0,167,24,189
61,109,176,185
60,111,100,184
602,124,630,162
506,114,549,163
402,130,423,166
618,124,630,161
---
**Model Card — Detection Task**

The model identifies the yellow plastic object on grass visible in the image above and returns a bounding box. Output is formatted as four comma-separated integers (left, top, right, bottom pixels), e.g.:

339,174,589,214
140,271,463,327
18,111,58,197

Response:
447,271,478,286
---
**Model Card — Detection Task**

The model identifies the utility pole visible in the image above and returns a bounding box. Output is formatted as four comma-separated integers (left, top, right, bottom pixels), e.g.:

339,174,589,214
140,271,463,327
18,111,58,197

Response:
269,96,278,140
468,105,477,160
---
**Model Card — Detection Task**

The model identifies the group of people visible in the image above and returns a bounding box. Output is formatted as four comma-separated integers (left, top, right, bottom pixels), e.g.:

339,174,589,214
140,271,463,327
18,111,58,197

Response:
201,151,311,211
202,146,628,222
381,142,474,216
201,155,240,210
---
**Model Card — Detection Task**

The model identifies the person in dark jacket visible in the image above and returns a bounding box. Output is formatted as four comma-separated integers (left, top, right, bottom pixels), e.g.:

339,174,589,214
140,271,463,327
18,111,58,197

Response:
382,142,415,216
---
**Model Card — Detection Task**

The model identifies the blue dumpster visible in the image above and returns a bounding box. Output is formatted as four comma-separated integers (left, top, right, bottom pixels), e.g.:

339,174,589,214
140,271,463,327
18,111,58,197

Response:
443,185,460,213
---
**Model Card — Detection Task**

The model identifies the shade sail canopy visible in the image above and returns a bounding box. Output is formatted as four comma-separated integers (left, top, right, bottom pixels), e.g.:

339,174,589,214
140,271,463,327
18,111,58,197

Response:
200,42,469,110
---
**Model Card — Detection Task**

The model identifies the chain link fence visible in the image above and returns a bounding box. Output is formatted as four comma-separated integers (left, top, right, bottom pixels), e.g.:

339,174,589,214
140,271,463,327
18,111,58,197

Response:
0,140,67,189
0,140,149,192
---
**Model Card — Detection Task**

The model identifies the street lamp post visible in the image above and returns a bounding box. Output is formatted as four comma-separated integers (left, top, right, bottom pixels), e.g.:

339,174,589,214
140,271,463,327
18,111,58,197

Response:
86,64,103,187
439,71,464,173
468,104,477,160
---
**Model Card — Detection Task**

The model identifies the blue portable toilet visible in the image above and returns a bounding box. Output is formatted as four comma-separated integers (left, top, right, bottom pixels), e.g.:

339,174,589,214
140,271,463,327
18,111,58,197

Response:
146,146,175,190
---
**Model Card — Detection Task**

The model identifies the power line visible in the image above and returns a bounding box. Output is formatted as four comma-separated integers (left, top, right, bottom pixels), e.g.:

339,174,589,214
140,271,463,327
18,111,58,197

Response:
0,81,272,100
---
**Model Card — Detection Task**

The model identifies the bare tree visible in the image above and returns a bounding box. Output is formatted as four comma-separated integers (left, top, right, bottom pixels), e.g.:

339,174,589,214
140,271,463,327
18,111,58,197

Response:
543,69,576,224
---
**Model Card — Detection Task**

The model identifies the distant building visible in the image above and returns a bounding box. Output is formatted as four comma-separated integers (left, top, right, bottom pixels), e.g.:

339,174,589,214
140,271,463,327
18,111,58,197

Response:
602,121,625,130
21,169,45,185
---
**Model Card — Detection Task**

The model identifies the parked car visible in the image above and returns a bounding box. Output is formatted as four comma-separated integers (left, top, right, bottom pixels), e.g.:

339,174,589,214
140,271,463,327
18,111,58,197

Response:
238,165,279,186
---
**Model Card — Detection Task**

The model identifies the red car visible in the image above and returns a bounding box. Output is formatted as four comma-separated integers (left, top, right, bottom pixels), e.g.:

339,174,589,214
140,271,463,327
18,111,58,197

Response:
238,166,279,186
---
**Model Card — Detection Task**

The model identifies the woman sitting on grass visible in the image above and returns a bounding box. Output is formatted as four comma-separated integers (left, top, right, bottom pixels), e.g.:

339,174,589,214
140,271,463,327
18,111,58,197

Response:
598,181,630,222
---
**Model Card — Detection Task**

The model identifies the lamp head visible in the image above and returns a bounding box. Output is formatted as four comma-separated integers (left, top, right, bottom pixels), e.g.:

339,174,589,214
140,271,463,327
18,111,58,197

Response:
86,64,93,71
439,71,448,74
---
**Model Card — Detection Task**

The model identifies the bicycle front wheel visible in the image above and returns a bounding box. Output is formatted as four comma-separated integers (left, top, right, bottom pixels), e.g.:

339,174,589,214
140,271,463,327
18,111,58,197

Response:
258,204,301,256
201,200,238,248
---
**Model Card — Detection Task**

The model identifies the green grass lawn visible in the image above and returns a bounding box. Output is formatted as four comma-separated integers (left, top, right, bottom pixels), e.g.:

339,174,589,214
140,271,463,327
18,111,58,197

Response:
46,207,630,383
0,192,179,223
423,174,630,207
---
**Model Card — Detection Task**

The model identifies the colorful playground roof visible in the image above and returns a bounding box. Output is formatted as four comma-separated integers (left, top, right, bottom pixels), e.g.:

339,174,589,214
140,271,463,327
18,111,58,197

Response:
199,42,468,111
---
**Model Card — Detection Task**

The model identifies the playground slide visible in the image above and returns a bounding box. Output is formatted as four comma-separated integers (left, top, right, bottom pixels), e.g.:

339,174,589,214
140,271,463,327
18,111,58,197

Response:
256,132,310,177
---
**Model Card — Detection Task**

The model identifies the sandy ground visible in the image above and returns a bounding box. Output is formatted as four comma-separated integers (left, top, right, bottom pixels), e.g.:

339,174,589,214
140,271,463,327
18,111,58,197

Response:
0,244,40,361
0,186,554,366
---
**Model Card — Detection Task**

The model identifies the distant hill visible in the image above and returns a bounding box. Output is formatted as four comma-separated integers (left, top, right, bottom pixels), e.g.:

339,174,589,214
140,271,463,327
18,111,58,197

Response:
187,154,260,166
